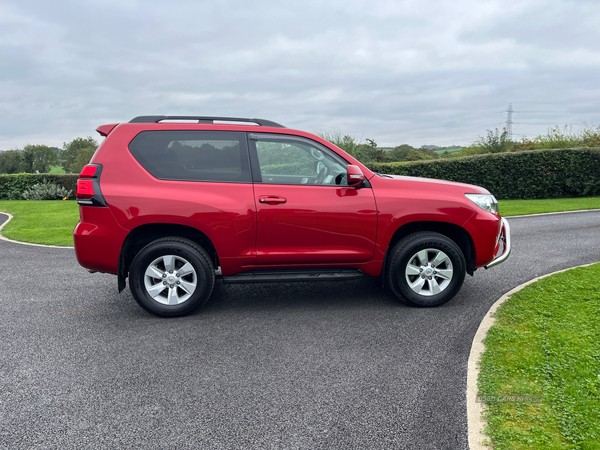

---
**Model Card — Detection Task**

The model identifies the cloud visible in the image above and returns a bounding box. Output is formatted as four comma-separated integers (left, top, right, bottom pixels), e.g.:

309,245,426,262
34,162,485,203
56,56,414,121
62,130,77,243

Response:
1,0,599,149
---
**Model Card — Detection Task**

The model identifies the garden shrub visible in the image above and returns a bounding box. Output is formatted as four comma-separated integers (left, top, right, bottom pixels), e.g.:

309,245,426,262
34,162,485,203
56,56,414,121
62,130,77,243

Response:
21,181,73,200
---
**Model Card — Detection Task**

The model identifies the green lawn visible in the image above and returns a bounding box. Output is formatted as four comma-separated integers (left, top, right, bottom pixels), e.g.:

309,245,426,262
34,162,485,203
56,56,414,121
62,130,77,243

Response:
499,196,600,216
0,200,79,246
0,196,599,247
479,263,600,449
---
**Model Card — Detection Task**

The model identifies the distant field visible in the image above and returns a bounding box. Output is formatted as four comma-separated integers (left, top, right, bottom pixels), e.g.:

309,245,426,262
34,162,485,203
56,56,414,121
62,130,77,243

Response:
49,165,66,174
433,148,462,155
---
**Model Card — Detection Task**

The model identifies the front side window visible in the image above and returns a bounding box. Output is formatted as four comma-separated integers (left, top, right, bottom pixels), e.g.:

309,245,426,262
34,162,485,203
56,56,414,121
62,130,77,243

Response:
129,130,251,182
253,136,348,186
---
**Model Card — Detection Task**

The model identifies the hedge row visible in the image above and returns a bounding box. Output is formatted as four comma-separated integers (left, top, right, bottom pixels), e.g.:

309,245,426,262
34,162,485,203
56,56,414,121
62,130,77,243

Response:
366,148,600,200
0,174,78,200
2,149,599,201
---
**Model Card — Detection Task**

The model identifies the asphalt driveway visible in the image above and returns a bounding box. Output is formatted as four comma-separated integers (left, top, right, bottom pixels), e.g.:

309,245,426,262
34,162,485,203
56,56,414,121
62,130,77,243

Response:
1,211,599,449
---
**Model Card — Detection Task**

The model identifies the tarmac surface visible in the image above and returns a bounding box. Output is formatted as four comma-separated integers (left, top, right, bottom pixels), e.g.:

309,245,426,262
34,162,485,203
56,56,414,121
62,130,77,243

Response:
1,210,599,449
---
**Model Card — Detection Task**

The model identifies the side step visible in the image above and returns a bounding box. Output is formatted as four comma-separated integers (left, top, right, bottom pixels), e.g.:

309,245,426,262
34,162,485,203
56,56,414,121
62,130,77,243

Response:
222,268,365,284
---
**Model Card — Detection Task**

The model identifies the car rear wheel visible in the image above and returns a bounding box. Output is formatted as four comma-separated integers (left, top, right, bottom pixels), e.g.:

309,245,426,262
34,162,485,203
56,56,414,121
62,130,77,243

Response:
129,238,215,317
387,232,466,307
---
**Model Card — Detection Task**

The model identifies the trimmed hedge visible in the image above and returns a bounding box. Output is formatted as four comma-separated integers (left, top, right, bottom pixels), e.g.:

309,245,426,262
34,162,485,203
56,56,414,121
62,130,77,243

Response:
0,174,78,200
3,148,599,200
366,148,600,200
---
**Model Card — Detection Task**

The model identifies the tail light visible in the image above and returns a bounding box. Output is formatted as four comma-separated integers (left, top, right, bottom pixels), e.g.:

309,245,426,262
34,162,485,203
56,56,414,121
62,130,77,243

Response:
79,165,98,178
76,180,94,199
76,164,107,206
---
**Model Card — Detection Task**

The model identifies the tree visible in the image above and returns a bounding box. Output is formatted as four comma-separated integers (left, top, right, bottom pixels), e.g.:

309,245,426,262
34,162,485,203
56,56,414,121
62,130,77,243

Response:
62,137,98,172
0,150,23,174
355,138,388,163
581,123,600,147
511,138,536,152
20,145,58,173
475,128,512,153
69,147,97,174
417,146,440,159
404,152,426,161
387,144,439,162
389,144,415,162
316,130,360,156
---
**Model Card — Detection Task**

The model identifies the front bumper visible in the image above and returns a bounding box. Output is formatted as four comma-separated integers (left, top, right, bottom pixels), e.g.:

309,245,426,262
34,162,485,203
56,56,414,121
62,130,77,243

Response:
484,217,511,269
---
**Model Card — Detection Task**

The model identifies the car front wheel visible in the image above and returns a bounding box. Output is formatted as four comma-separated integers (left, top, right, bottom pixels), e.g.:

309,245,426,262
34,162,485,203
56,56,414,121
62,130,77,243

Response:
387,232,466,307
129,238,215,317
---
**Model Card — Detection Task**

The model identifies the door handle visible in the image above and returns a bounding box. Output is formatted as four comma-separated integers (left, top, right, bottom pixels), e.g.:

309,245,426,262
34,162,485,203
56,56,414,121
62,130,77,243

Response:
259,196,287,204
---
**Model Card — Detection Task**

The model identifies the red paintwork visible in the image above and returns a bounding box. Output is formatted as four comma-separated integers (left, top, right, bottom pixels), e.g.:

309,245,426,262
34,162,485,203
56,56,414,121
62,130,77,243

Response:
253,184,377,265
74,121,503,278
73,206,128,273
96,123,118,137
347,164,365,186
368,175,498,268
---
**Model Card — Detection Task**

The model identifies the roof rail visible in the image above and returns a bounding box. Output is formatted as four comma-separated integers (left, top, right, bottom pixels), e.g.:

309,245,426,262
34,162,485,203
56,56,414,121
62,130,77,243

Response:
129,116,285,128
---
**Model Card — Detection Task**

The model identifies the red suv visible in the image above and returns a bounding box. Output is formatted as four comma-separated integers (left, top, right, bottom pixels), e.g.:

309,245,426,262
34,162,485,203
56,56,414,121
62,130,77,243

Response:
74,116,510,317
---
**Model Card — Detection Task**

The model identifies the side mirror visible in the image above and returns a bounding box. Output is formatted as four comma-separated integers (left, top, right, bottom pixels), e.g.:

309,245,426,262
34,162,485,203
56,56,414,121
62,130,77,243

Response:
347,165,365,187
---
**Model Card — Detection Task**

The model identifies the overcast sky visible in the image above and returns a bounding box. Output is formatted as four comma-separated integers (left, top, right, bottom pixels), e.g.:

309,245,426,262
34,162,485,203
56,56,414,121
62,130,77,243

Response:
1,0,599,150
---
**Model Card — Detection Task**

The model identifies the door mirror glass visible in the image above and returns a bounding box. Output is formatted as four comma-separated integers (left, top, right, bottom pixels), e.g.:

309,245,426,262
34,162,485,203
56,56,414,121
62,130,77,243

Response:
347,165,365,187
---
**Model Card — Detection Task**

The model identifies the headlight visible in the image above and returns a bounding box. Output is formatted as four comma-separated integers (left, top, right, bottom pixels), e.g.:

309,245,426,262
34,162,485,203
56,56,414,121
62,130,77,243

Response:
465,194,499,214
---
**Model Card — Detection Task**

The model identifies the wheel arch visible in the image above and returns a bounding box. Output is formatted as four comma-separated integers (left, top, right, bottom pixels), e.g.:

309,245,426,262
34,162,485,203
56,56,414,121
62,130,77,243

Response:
118,223,219,292
384,221,476,282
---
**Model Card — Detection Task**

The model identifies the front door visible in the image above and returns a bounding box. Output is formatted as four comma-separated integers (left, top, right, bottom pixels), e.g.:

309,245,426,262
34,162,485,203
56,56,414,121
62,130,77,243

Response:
249,134,377,265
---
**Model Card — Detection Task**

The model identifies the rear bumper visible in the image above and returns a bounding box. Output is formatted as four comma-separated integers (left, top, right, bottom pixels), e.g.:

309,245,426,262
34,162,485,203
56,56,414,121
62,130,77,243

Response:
73,206,127,274
484,218,511,269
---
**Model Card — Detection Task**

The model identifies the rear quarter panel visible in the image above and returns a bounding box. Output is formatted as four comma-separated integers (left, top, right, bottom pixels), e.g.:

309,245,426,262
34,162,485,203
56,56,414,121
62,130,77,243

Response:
91,124,258,274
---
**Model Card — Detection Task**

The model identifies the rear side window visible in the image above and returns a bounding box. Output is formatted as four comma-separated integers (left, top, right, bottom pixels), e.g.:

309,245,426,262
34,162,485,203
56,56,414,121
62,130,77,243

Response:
129,130,251,182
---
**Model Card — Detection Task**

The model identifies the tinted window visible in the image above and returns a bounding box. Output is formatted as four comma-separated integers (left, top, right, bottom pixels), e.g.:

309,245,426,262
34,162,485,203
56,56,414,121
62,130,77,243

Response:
129,130,251,182
254,137,349,186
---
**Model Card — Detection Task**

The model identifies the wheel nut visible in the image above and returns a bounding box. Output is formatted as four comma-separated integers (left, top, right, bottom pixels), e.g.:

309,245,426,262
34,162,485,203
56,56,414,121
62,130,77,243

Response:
428,276,432,280
419,268,423,272
163,281,167,285
169,270,173,274
162,273,167,278
176,281,180,285
176,273,180,277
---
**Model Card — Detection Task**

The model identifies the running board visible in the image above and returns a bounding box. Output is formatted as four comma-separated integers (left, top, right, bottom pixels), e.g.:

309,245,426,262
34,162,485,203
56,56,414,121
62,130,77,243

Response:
222,268,365,284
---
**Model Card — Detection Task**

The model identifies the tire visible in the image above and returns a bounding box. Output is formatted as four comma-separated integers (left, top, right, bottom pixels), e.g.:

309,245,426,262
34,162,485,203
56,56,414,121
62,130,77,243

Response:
387,232,466,307
129,238,215,317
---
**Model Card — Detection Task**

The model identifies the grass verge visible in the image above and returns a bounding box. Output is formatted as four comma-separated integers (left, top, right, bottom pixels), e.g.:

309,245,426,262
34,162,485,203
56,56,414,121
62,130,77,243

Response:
0,200,79,246
479,263,600,449
499,196,600,216
0,196,599,247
